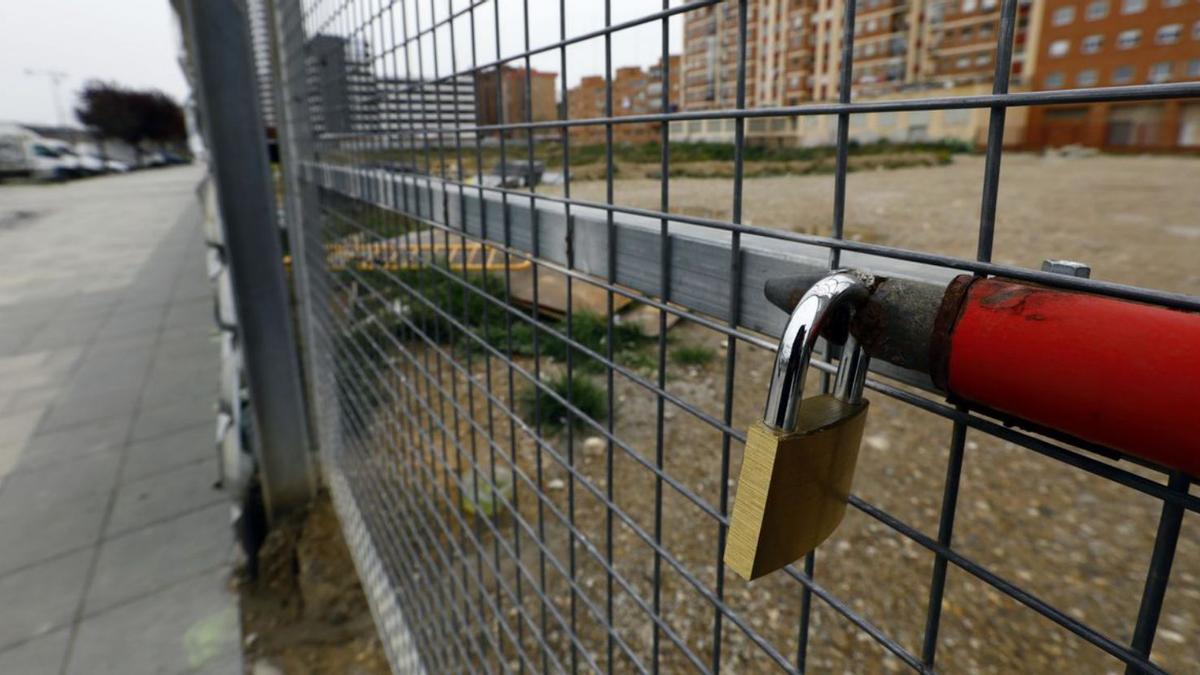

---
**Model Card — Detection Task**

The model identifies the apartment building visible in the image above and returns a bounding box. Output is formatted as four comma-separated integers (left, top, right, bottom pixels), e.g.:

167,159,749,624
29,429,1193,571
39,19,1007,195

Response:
921,0,1041,87
677,0,1013,144
677,0,1199,149
567,56,681,145
1026,0,1200,148
375,76,478,148
474,66,558,137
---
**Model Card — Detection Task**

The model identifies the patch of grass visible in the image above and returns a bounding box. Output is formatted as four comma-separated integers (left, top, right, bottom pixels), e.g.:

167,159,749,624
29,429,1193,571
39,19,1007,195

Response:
361,139,973,177
339,265,652,372
670,344,717,366
518,372,608,432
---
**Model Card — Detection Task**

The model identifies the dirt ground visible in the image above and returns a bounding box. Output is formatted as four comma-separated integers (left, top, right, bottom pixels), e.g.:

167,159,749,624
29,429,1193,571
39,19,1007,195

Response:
240,492,390,675
313,152,1200,673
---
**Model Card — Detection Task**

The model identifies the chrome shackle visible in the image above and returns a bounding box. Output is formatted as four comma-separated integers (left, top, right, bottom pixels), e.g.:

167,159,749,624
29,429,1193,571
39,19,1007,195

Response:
762,270,874,432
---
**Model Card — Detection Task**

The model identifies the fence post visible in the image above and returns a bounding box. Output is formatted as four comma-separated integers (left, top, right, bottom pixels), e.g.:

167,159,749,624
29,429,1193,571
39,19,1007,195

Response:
184,0,317,520
265,0,339,465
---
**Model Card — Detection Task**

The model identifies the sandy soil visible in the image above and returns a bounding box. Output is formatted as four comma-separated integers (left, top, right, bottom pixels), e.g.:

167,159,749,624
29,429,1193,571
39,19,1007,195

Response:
330,153,1200,673
240,492,390,675
551,152,1200,296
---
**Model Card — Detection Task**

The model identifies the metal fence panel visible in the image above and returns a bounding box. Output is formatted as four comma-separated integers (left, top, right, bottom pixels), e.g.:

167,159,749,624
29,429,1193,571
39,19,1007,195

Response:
262,0,1199,672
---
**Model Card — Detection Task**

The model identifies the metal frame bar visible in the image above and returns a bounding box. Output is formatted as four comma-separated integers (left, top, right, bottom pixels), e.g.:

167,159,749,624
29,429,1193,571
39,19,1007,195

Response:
186,0,317,519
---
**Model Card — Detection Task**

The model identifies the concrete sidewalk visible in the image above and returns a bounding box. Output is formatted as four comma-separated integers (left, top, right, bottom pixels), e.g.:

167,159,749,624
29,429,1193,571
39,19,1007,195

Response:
0,167,241,674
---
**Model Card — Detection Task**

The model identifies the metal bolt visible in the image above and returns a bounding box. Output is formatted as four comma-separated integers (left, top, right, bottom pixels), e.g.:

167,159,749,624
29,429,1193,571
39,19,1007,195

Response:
1041,259,1091,279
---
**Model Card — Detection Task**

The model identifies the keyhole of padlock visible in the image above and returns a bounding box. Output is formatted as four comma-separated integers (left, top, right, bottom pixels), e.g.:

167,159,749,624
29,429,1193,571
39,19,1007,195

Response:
725,270,874,581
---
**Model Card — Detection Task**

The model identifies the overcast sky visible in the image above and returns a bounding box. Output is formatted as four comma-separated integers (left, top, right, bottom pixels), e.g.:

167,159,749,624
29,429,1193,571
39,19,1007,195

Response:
0,0,189,127
0,0,684,128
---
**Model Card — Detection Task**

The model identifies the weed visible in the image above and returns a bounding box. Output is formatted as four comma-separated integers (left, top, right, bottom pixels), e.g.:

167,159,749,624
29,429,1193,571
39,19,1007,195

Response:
671,344,717,366
518,372,608,432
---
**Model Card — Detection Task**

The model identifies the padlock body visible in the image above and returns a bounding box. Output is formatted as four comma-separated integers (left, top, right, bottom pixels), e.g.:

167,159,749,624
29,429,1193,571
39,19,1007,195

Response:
724,395,868,581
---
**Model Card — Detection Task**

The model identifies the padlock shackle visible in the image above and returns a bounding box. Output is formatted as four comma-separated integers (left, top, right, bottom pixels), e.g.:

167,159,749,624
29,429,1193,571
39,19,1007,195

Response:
763,270,873,432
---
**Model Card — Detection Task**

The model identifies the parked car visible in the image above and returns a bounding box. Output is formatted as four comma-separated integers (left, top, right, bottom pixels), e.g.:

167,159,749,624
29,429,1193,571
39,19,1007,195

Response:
44,141,85,178
29,142,72,180
75,152,107,176
0,132,72,181
104,158,131,173
162,152,192,165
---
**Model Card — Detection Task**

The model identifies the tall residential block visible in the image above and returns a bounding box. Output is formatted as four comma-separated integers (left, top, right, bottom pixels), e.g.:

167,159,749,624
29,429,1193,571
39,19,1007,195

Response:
675,0,1198,148
567,56,681,145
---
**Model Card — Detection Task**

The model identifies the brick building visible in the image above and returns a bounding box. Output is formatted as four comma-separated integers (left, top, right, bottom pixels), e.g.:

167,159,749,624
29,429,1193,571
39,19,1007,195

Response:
566,56,681,145
474,66,558,137
676,0,1198,149
1026,0,1200,148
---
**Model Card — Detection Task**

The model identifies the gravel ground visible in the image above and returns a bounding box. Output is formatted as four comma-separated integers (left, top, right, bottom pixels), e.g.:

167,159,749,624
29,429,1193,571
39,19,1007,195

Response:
355,153,1200,673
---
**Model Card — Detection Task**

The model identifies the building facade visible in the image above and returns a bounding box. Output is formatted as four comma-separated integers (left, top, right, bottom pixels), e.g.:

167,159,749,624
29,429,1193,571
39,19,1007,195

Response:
1026,0,1200,148
677,0,1198,149
375,76,478,149
567,56,681,145
474,66,557,137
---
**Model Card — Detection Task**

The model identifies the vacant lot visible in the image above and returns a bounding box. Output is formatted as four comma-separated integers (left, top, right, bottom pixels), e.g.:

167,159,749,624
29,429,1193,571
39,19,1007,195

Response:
347,153,1200,673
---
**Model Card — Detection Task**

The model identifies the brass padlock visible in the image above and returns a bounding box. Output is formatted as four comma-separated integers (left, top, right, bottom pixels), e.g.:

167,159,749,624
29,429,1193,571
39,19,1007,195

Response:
725,270,874,581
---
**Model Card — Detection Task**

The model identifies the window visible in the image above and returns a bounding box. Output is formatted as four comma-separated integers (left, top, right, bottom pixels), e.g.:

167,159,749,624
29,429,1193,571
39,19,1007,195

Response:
1112,65,1135,83
975,53,992,65
1157,24,1183,43
1189,59,1200,77
1053,6,1076,24
982,0,998,7
956,56,971,68
1162,0,1183,6
980,22,994,37
1050,39,1071,56
962,26,975,39
1082,34,1103,53
1121,0,1146,13
1149,61,1172,82
1044,71,1066,87
945,108,971,124
1118,29,1141,48
1077,69,1099,86
962,0,978,11
1195,21,1200,41
1085,0,1109,18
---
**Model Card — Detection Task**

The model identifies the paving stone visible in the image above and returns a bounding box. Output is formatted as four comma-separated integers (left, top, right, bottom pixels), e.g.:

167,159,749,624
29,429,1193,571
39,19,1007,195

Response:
0,409,43,449
85,503,233,614
108,458,222,535
17,415,129,472
0,549,91,650
69,567,239,675
93,307,163,342
0,628,70,675
0,451,121,512
121,424,215,484
0,490,107,576
131,396,215,442
2,386,60,416
0,443,21,478
38,386,143,432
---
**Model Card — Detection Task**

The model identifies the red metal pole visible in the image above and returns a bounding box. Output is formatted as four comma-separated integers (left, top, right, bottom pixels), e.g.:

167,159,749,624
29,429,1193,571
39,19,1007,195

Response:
938,277,1200,477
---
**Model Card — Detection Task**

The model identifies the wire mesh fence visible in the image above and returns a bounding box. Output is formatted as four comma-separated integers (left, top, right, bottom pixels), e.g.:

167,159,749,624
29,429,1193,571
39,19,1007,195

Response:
260,0,1200,671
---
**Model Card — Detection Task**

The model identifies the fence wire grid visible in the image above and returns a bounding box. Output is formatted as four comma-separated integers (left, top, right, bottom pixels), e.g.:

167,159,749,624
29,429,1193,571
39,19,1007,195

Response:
261,0,1200,672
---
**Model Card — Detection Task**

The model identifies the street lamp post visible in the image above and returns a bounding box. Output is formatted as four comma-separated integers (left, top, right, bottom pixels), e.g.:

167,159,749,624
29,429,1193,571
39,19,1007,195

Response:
24,68,69,127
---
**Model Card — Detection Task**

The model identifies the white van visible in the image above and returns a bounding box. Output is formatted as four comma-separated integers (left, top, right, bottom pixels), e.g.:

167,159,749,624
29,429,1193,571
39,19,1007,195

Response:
0,126,72,181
